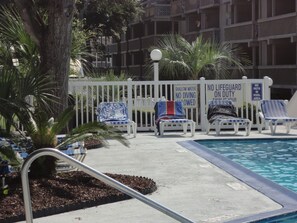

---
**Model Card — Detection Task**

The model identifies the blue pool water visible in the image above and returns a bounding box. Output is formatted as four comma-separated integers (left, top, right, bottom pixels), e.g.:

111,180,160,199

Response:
197,139,297,193
255,212,297,223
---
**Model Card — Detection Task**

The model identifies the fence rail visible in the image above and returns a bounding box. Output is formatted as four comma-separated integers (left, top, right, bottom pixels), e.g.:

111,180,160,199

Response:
69,76,273,132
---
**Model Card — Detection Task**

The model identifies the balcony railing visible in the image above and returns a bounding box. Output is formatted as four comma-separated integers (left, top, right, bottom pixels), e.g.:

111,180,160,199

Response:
121,41,127,52
200,28,220,42
141,35,164,49
258,66,296,85
170,0,184,17
258,13,296,39
184,0,199,13
200,0,219,9
128,38,141,51
184,32,199,42
144,4,171,19
225,22,253,41
106,43,118,54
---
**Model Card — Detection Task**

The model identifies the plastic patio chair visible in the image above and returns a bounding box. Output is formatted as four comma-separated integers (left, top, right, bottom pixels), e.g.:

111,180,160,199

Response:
206,99,251,136
96,102,137,137
258,99,297,134
154,100,195,136
56,135,87,172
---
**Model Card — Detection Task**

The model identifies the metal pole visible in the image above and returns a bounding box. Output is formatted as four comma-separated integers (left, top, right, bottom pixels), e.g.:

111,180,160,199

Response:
21,148,196,223
154,61,159,100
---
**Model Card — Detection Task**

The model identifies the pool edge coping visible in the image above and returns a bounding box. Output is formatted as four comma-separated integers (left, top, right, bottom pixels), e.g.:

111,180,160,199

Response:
178,139,297,223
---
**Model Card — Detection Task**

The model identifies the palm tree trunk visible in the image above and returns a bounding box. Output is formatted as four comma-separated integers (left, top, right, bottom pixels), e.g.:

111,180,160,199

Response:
39,0,75,118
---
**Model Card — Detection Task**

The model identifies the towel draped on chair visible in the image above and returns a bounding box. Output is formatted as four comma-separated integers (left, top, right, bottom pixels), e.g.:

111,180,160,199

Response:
207,103,238,124
206,100,251,136
154,101,195,136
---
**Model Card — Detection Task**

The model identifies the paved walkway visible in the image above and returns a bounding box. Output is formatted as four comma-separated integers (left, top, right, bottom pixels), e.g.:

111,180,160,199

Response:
19,127,297,223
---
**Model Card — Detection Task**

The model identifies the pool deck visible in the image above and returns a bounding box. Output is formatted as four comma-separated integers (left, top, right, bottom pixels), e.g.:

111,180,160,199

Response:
19,127,297,223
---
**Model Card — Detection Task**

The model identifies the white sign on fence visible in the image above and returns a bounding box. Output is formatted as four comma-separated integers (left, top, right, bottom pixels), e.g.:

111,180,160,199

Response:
174,85,197,108
206,83,243,104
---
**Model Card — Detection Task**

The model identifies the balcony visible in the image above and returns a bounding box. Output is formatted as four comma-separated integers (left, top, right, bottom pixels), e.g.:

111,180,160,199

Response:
128,38,141,51
106,43,118,54
121,41,127,52
184,0,199,13
258,65,297,85
141,35,164,49
144,4,171,19
225,22,253,41
199,28,220,42
171,0,184,18
184,32,199,42
257,13,297,39
200,0,219,10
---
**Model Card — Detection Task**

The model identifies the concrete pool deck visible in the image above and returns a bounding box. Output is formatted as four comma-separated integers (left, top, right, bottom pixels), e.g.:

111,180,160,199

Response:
19,127,297,223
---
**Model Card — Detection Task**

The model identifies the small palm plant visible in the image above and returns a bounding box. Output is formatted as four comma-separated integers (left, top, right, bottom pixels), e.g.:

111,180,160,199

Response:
22,106,128,178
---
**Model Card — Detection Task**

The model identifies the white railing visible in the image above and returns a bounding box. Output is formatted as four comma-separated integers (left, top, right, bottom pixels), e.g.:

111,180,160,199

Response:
69,76,273,131
21,148,195,223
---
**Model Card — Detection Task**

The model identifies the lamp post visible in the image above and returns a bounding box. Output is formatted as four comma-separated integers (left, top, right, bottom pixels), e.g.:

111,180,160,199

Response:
150,49,162,100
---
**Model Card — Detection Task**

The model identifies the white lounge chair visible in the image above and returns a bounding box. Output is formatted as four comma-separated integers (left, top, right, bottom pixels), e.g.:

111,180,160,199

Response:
258,99,297,134
96,102,137,137
154,101,195,136
206,100,251,136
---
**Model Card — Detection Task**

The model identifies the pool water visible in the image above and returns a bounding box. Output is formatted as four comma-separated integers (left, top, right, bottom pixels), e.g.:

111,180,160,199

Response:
255,212,297,223
197,139,297,193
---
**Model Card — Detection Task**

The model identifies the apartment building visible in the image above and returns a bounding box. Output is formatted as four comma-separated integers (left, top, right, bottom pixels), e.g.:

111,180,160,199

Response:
105,0,297,99
105,0,174,80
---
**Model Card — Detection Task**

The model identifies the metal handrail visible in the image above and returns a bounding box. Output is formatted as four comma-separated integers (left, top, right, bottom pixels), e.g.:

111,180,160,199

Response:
21,148,196,223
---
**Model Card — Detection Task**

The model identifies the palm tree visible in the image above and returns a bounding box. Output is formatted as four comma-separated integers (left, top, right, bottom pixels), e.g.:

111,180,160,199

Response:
0,6,55,135
147,34,250,80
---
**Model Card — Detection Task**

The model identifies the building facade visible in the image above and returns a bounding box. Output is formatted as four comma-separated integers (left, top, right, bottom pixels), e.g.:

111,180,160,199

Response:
104,0,297,99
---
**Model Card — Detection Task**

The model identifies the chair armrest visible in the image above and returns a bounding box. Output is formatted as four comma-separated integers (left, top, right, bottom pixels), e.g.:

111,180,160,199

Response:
257,111,264,132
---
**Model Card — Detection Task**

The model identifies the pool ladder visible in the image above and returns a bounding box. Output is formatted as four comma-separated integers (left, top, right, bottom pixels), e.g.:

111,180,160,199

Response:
21,148,196,223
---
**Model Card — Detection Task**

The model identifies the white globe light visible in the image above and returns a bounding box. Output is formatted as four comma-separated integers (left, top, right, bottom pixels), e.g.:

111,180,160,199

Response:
150,49,162,61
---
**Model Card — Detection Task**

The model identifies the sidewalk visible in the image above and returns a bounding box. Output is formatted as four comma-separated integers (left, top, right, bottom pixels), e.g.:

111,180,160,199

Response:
19,129,297,223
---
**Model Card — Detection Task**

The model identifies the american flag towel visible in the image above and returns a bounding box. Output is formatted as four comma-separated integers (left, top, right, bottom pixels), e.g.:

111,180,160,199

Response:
154,101,186,125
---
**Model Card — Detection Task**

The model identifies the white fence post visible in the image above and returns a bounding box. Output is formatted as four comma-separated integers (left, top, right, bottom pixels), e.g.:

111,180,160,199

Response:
242,76,248,118
264,76,273,99
127,78,133,121
200,77,206,131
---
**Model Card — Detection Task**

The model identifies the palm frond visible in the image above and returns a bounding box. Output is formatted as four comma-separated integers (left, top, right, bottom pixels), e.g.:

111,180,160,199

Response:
57,121,129,148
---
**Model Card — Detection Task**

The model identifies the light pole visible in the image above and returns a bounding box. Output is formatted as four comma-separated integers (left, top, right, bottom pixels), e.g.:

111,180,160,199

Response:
150,49,162,100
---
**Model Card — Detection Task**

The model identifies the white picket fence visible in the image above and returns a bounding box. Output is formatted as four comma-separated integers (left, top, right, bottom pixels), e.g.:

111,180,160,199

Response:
69,76,273,132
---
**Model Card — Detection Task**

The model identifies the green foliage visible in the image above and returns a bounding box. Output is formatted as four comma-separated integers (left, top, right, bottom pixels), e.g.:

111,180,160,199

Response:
20,105,128,178
0,144,22,168
147,34,250,80
0,6,56,134
77,0,143,39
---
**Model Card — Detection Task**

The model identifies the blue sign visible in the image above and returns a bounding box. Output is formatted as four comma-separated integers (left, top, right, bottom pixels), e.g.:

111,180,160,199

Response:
251,83,262,101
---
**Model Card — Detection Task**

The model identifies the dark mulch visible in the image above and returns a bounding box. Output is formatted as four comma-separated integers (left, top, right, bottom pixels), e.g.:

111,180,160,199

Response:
0,171,157,223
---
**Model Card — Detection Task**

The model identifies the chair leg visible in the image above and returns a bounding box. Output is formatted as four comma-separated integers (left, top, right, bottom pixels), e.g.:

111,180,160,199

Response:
160,122,165,136
246,121,251,136
183,123,187,134
215,121,220,135
269,121,276,135
234,123,239,134
286,123,291,134
206,122,210,134
133,123,137,137
191,122,195,137
127,125,131,136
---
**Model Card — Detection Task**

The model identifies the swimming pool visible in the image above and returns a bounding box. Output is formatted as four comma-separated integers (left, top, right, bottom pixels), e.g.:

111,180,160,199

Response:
179,138,297,223
197,139,297,193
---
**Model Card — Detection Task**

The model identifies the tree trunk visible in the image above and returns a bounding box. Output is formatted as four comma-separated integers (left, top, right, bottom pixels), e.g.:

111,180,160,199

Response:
39,0,75,118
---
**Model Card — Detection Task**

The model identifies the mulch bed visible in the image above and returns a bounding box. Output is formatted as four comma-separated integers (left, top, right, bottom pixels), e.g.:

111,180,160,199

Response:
0,171,157,223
